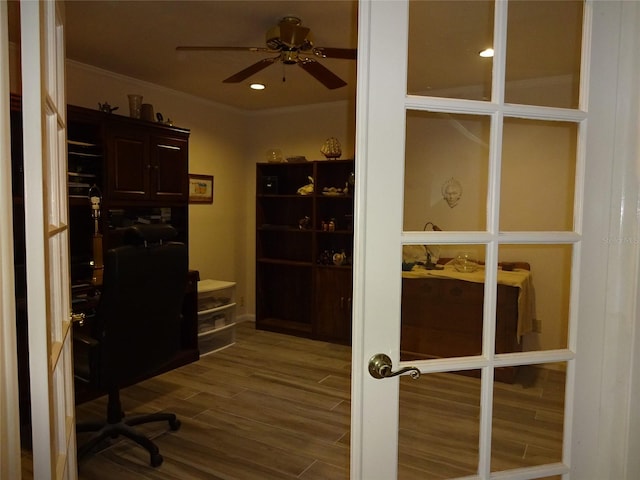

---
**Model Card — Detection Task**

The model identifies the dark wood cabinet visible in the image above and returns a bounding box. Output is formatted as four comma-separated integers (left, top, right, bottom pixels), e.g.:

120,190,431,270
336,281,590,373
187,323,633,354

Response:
107,125,148,201
314,267,352,342
11,97,196,426
66,107,190,257
66,107,197,401
255,159,354,344
400,276,522,382
151,134,189,202
107,123,188,204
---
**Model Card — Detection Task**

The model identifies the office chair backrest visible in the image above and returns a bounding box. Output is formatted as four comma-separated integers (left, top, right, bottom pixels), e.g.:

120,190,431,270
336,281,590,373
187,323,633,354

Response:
96,224,188,388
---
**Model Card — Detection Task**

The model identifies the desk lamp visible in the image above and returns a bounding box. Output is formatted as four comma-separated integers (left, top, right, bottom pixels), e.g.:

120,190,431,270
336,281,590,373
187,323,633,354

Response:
423,221,444,270
89,184,104,286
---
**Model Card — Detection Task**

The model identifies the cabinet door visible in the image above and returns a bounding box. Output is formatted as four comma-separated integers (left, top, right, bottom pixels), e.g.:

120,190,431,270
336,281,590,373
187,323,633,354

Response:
107,126,150,201
314,267,352,343
151,134,188,203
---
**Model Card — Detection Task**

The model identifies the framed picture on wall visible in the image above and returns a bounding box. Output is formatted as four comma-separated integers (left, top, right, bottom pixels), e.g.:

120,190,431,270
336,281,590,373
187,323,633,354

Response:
188,174,214,204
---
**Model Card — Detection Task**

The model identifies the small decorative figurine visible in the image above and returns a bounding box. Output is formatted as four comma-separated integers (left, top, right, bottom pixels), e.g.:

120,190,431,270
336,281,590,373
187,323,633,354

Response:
442,177,463,208
98,102,118,114
298,216,310,230
297,176,314,195
320,137,342,159
332,250,346,265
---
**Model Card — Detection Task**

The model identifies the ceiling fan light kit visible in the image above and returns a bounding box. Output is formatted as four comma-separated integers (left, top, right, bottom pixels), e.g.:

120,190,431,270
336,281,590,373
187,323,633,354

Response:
176,16,356,90
266,16,312,51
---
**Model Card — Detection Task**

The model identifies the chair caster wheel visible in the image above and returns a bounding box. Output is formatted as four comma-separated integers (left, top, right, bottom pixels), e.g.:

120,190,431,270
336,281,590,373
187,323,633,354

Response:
170,418,181,431
150,453,163,467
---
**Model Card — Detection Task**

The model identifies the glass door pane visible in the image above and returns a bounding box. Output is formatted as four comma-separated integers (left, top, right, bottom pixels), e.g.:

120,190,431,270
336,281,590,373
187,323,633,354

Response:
491,363,566,472
398,371,482,478
408,0,495,101
500,119,578,232
497,244,572,353
401,244,486,361
404,111,490,232
505,1,583,108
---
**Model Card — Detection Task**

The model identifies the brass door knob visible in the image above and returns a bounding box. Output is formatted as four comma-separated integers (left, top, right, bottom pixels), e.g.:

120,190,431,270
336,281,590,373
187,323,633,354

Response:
368,353,420,379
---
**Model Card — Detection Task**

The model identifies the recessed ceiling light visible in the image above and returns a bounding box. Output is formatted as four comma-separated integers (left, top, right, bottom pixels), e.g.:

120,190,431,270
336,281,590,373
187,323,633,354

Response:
250,83,266,90
479,48,494,58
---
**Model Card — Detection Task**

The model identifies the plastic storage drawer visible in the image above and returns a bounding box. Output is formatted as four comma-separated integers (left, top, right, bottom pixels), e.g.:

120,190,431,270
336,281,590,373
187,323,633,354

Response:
198,324,236,355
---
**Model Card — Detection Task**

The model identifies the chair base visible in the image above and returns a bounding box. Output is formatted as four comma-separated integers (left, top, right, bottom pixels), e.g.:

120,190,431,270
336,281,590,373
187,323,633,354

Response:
77,389,181,468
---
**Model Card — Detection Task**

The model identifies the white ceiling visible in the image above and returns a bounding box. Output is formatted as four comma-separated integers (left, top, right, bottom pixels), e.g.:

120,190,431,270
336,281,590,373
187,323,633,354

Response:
9,1,581,112
64,1,359,111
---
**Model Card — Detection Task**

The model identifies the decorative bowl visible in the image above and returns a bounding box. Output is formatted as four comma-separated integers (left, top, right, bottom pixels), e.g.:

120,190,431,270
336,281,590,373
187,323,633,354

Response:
453,252,479,273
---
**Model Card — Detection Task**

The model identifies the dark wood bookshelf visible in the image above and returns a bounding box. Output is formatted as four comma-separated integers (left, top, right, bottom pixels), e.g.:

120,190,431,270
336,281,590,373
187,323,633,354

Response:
255,159,355,344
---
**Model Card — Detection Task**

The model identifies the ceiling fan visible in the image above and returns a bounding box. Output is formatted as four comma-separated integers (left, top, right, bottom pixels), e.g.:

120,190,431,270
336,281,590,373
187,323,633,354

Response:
176,16,357,89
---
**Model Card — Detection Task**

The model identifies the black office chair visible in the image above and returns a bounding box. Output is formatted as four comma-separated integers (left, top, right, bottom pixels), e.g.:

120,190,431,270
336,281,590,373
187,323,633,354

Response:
75,224,188,467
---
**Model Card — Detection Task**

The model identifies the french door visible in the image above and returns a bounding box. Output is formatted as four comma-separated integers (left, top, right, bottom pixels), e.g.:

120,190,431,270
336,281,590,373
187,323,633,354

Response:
21,1,77,478
0,2,21,475
352,1,634,478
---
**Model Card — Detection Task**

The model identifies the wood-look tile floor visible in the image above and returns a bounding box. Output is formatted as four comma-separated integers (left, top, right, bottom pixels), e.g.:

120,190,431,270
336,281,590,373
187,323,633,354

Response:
22,321,565,479
73,322,352,480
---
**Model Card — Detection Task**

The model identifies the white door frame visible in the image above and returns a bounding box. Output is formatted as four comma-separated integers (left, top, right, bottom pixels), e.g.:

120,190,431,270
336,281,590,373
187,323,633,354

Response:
576,2,640,477
351,0,640,478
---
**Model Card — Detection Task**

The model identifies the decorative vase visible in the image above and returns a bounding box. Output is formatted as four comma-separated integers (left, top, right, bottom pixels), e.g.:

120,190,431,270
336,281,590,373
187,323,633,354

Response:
141,103,155,122
127,94,143,119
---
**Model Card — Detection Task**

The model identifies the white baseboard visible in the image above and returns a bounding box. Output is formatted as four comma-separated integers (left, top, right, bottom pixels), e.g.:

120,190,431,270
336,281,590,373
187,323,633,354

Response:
236,313,255,324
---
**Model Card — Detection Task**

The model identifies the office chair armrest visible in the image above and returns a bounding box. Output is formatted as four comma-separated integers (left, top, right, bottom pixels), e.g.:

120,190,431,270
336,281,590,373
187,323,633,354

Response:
73,331,98,348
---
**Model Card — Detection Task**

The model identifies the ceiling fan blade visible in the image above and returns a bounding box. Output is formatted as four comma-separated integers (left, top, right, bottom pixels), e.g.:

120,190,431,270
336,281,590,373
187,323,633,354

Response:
176,46,272,53
312,47,357,60
223,57,279,83
298,59,347,89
